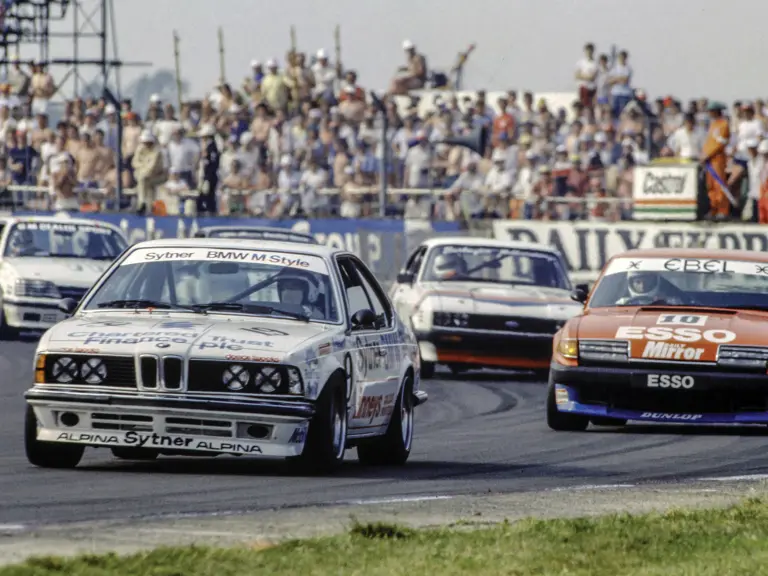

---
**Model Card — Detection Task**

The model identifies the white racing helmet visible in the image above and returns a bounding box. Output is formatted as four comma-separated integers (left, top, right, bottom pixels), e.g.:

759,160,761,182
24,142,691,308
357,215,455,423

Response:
626,270,660,299
433,252,468,280
277,271,321,305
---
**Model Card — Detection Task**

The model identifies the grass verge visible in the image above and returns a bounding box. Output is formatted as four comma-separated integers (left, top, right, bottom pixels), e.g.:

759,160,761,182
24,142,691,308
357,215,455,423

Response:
5,498,768,575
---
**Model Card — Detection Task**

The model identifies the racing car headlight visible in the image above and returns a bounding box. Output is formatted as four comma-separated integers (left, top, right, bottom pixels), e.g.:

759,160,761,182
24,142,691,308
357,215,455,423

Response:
222,364,250,391
557,339,579,359
287,367,304,395
578,340,629,363
80,358,107,384
254,366,282,393
717,346,768,369
433,311,469,328
51,356,79,383
14,279,61,298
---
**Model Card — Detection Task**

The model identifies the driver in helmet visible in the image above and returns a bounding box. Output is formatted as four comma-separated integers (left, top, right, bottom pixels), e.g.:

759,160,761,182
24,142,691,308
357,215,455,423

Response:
616,270,684,305
432,252,468,280
9,229,40,257
277,272,324,319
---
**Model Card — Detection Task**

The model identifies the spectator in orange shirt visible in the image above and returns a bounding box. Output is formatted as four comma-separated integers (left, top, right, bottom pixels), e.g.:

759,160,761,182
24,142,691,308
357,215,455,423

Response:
491,94,515,148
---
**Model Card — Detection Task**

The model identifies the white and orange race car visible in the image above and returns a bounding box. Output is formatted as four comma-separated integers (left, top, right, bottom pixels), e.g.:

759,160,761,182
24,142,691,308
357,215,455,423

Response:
549,248,768,430
389,237,583,378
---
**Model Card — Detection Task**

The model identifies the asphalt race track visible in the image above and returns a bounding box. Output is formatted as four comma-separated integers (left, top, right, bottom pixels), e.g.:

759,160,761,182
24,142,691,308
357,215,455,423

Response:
3,338,768,527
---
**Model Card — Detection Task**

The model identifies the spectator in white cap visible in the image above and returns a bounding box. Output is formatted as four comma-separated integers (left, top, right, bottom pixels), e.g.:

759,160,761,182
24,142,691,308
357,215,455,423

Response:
131,129,165,214
261,59,289,112
743,138,764,222
311,48,337,102
389,39,428,95
97,103,119,151
196,122,220,215
483,147,513,216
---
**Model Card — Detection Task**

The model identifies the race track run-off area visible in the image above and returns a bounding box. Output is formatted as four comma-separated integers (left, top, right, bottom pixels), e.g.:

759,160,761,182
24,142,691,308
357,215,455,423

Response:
4,337,768,529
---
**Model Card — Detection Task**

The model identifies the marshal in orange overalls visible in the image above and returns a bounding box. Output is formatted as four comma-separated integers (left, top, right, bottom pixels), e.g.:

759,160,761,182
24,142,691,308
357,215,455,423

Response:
700,103,731,217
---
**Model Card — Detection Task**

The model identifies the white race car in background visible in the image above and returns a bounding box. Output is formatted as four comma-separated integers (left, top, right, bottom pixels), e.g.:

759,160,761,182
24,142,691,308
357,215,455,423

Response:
0,216,127,338
194,225,318,244
25,238,426,473
389,237,585,378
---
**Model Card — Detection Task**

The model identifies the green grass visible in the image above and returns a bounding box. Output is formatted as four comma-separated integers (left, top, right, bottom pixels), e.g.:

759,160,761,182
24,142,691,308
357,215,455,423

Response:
6,498,768,575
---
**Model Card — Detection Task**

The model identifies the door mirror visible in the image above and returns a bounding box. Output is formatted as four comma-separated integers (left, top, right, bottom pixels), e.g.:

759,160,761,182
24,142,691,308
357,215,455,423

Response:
58,297,78,315
575,283,590,293
396,272,414,284
351,308,377,329
570,288,588,304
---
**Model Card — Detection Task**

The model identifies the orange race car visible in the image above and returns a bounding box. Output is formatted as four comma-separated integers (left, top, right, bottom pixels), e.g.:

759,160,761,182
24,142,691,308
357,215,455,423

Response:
548,248,768,431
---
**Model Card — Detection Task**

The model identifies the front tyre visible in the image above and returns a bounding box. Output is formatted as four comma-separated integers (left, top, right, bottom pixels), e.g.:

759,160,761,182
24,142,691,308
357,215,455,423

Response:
546,381,589,432
420,361,435,380
298,374,347,474
0,302,18,341
357,374,414,466
24,405,84,469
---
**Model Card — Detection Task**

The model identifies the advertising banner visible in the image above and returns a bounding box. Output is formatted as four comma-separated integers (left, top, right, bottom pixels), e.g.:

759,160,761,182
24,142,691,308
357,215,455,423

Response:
631,162,699,220
493,220,768,281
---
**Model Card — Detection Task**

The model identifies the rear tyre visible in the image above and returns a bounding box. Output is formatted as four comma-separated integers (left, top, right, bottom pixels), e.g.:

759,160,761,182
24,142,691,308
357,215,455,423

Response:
357,375,414,466
590,417,627,427
24,405,84,469
111,447,159,460
546,382,589,431
420,361,435,379
297,375,347,474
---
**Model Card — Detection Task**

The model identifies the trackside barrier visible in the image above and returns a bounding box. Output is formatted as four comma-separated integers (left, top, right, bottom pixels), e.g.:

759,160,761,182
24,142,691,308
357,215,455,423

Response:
492,220,768,284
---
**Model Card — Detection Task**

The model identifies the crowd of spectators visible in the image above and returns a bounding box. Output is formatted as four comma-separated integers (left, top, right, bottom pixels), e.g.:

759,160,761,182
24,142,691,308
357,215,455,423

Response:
0,41,766,221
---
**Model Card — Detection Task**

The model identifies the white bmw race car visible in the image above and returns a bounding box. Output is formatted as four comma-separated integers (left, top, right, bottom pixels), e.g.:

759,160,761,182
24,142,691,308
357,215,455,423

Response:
0,216,128,337
389,237,584,378
25,237,427,473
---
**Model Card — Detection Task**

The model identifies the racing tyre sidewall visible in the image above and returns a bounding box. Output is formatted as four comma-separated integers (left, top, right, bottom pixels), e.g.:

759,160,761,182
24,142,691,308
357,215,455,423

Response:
299,375,347,474
24,405,84,469
0,299,17,341
357,374,414,466
420,360,435,380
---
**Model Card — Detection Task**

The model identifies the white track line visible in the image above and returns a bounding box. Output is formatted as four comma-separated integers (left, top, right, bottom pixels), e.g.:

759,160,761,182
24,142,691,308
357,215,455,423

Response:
696,474,768,482
340,495,454,506
550,484,636,492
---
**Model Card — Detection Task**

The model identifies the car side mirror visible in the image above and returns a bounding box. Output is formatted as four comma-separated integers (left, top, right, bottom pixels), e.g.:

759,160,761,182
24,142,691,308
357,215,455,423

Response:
575,283,589,293
351,308,377,329
396,272,414,284
58,297,78,315
570,288,588,304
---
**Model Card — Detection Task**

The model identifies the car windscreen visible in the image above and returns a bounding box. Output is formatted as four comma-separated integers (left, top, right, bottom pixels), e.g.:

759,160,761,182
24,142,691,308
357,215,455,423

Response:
589,256,768,309
421,245,570,289
207,229,316,243
84,247,340,323
3,221,127,259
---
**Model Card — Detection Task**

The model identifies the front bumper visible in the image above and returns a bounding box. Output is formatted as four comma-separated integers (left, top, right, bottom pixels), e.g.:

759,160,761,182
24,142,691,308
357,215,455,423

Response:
551,361,768,424
415,327,554,369
4,299,66,329
25,387,315,457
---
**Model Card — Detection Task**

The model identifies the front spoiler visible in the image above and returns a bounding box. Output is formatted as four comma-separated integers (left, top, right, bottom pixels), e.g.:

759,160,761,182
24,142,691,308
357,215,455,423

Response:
551,362,768,425
25,388,314,457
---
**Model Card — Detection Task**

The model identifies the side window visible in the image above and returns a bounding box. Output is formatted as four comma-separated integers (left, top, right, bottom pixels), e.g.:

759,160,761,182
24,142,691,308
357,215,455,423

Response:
406,246,427,277
350,258,392,328
337,257,370,322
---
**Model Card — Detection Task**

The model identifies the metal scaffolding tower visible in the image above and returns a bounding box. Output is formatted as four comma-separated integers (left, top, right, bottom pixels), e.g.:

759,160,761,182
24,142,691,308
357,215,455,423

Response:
0,0,150,101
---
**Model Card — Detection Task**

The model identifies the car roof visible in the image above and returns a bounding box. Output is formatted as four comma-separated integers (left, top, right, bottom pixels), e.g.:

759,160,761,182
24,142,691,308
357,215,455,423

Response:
421,236,561,255
199,225,317,241
0,215,123,232
613,248,768,263
130,237,339,257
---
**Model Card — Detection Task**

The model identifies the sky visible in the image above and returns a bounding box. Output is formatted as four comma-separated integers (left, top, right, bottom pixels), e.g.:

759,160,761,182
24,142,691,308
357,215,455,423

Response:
28,0,768,103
